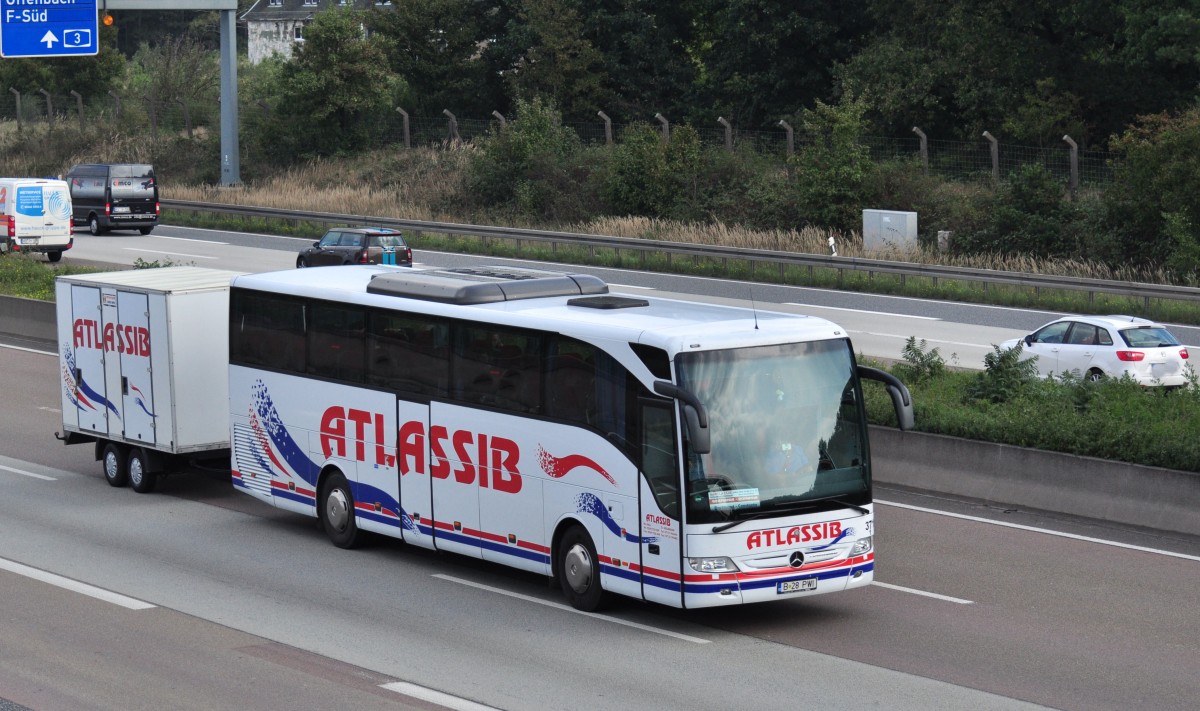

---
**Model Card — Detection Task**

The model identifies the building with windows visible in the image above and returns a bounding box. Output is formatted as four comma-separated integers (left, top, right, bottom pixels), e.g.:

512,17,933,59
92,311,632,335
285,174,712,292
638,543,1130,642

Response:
241,0,391,65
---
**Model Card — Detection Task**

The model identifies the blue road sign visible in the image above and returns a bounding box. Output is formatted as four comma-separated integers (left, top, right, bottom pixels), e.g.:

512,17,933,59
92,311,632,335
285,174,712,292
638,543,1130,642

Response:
0,0,98,58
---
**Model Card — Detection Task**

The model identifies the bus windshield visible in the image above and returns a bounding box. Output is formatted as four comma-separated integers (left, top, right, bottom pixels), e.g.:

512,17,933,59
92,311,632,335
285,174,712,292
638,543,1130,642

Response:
677,338,868,525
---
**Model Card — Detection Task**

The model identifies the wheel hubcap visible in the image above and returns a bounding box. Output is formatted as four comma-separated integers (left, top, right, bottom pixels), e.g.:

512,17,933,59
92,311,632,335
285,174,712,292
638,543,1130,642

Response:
104,452,118,479
326,488,350,532
129,458,143,486
563,543,593,594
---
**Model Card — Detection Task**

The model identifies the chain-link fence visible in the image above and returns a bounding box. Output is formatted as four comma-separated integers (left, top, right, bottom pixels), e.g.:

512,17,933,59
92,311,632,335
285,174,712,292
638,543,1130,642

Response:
0,89,1116,186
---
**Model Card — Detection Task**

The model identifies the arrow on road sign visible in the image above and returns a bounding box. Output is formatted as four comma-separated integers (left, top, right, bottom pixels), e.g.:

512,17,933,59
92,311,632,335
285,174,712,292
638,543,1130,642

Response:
40,31,58,48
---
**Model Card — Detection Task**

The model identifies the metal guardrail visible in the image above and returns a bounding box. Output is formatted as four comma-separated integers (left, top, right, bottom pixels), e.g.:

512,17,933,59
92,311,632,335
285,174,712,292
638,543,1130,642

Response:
162,199,1200,306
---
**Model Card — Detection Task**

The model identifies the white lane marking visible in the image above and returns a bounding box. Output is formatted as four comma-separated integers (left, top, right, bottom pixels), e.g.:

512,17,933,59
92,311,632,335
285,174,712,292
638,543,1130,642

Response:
784,303,940,320
379,681,503,711
782,286,1065,316
122,247,217,260
872,581,973,604
154,235,228,245
0,557,155,610
38,406,61,414
0,464,56,481
608,282,656,290
434,574,710,644
877,499,1200,562
855,331,996,349
0,342,54,356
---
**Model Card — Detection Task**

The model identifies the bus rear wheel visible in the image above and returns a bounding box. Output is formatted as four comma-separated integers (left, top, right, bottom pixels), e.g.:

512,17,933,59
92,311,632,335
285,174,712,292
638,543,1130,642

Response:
102,443,128,487
320,471,363,549
557,525,606,611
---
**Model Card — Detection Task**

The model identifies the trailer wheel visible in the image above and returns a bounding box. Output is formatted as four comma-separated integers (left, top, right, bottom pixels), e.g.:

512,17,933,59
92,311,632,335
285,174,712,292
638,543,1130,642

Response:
128,448,158,494
319,471,363,549
557,525,606,611
102,443,128,487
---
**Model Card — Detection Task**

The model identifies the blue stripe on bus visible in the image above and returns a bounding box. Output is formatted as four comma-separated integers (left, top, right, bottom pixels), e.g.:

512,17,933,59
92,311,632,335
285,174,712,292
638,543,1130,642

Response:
273,488,313,507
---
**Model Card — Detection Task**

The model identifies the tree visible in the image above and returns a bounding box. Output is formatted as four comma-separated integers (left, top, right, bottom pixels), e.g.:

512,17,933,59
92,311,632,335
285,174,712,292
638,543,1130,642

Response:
503,0,606,121
366,0,505,117
129,35,221,127
269,7,404,156
790,97,873,234
694,0,871,128
1104,107,1200,276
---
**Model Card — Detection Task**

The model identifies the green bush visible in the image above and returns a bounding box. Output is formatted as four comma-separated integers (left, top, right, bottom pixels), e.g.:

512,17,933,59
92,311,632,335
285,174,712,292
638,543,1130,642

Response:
865,353,1200,473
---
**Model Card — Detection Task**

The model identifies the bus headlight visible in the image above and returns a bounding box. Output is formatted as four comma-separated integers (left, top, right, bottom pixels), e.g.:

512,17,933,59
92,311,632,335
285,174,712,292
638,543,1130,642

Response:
850,536,873,556
688,557,739,573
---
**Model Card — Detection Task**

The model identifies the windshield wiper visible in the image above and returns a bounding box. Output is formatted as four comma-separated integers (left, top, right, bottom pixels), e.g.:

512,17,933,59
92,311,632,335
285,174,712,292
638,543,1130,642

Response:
710,496,869,533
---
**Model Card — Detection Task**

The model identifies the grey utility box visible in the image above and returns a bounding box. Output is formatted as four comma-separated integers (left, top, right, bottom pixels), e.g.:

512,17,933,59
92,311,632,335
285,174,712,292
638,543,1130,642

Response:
862,210,918,252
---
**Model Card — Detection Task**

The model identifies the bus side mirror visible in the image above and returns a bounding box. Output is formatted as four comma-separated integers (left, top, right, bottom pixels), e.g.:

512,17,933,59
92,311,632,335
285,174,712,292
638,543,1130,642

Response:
653,380,711,454
857,365,915,432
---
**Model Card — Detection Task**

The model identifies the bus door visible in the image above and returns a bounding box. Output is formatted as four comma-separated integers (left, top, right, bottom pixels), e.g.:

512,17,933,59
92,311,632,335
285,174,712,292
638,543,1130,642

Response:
427,401,482,559
116,290,155,445
638,399,685,607
397,399,436,550
66,284,110,434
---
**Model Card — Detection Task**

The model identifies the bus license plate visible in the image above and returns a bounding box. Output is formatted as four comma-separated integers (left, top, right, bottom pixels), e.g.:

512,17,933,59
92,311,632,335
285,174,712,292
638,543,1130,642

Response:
777,578,817,594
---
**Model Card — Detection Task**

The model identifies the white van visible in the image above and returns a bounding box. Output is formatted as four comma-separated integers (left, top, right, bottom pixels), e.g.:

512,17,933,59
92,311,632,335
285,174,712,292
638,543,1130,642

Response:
0,178,74,263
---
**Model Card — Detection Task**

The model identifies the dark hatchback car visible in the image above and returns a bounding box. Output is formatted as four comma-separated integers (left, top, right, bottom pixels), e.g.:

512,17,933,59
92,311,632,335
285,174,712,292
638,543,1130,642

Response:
297,227,412,268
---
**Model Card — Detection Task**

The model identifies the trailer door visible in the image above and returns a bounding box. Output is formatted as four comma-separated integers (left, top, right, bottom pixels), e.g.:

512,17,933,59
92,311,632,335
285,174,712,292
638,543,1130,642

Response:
68,285,111,434
117,290,155,445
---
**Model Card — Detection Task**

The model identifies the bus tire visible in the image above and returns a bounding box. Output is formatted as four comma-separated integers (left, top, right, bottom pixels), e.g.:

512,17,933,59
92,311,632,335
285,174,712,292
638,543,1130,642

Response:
102,443,128,487
128,448,158,494
320,471,363,549
557,525,606,611
89,215,105,236
47,250,62,263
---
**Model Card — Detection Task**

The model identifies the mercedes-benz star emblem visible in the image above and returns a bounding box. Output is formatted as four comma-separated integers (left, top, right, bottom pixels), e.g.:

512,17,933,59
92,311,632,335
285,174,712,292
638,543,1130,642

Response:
789,551,805,568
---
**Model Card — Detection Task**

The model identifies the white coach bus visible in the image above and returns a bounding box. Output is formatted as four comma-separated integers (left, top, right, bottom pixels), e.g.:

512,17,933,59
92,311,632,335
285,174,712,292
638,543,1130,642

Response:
228,265,913,610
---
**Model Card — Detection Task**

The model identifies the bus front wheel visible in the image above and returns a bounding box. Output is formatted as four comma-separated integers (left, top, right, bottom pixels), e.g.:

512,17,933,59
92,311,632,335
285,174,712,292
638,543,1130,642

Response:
320,471,363,549
557,525,606,611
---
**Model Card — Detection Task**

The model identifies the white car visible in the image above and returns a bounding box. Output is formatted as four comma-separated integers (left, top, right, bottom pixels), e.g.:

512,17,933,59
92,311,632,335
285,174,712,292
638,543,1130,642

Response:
999,315,1192,387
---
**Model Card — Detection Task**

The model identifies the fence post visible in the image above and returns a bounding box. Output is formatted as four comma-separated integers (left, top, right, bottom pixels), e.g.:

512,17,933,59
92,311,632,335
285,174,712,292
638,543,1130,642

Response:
70,90,84,132
912,126,928,172
1063,134,1079,200
982,130,999,182
38,88,53,129
9,88,22,131
597,110,612,145
176,97,193,139
717,116,732,151
143,94,158,140
107,90,122,119
442,109,460,145
491,110,506,127
395,107,410,148
653,112,669,142
778,119,794,158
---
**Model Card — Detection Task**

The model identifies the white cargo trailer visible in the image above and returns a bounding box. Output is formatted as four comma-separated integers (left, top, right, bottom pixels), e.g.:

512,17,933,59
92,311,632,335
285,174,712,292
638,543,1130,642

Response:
55,266,245,492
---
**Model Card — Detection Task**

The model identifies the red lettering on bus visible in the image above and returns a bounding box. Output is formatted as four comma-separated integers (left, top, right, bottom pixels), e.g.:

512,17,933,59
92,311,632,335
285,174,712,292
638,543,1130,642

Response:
320,407,393,466
746,521,843,549
396,421,522,493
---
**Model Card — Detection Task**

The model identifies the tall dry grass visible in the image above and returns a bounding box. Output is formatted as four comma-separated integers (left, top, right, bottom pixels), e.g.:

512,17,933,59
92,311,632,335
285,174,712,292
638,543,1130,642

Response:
164,154,1172,285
